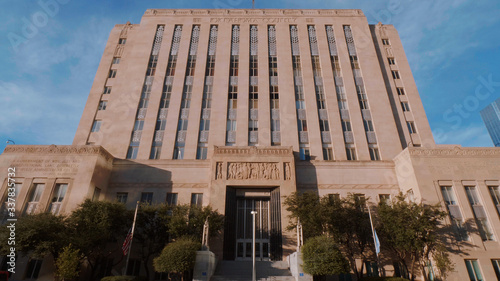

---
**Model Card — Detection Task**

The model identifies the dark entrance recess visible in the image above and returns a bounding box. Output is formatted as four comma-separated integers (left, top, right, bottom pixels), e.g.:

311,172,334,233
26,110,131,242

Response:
223,187,282,260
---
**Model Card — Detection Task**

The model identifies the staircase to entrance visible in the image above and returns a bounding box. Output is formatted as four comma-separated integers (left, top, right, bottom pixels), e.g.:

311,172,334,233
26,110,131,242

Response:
210,260,295,281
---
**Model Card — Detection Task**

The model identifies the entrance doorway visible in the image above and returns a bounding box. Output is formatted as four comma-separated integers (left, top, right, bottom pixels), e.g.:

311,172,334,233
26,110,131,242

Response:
235,197,270,260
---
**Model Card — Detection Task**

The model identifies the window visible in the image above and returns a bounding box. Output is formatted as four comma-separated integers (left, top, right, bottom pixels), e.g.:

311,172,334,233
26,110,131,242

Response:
465,260,483,281
24,183,45,215
392,70,400,79
388,57,395,65
364,261,379,277
92,187,101,201
185,55,196,76
150,145,161,160
292,56,301,77
108,69,117,78
228,86,238,108
249,120,258,132
166,193,178,206
25,259,43,279
407,121,417,134
350,56,360,69
126,145,139,160
369,147,380,160
103,86,112,94
328,193,340,201
441,186,468,241
191,193,203,207
323,147,333,160
297,120,308,132
319,120,329,132
197,146,208,160
230,56,239,76
488,186,500,216
465,186,494,241
269,56,278,76
206,55,215,76
397,87,405,95
140,192,153,204
118,38,126,44
492,259,500,280
299,147,310,161
250,55,258,76
49,183,67,215
173,143,184,160
346,147,356,160
91,120,101,132
98,101,107,110
112,57,121,64
226,120,237,131
363,120,374,131
382,39,390,45
342,121,352,132
249,86,258,109
401,102,410,112
379,194,391,204
166,56,177,76
117,192,128,203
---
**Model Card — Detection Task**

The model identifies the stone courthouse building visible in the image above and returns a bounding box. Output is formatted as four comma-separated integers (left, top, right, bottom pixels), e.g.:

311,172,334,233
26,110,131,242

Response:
1,8,500,281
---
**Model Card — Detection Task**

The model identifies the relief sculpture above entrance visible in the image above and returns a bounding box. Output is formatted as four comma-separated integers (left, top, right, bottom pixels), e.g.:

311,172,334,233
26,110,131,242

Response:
227,162,280,180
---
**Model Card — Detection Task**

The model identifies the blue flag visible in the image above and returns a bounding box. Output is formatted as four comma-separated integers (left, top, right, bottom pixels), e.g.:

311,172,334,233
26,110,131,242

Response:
374,229,381,255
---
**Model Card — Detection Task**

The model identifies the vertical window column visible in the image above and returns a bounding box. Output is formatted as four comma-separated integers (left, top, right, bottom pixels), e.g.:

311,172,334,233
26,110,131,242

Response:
441,186,468,241
308,25,332,160
249,25,259,146
196,25,218,159
150,25,183,159
226,25,240,146
326,26,356,160
290,26,310,160
465,186,495,241
173,25,200,159
126,25,165,159
268,25,280,146
343,25,380,160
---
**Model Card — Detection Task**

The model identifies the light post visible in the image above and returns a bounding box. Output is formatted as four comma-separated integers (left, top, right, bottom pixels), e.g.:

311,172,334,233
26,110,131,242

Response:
251,210,257,281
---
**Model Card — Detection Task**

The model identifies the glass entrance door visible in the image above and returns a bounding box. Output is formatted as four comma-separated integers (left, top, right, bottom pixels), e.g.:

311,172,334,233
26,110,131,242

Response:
235,197,270,261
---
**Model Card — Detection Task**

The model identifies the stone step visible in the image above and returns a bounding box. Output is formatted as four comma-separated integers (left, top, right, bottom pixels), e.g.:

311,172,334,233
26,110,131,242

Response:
211,261,293,281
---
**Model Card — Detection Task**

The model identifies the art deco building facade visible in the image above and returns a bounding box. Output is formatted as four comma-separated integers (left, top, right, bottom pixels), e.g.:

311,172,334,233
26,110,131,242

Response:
1,9,499,281
481,97,500,147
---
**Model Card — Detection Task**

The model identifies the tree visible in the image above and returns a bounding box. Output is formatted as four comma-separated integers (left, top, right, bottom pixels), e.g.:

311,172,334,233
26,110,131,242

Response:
302,236,350,279
321,194,374,280
55,244,82,281
133,203,172,280
168,204,224,240
67,199,130,281
0,213,69,261
377,193,449,281
283,191,325,239
153,237,201,281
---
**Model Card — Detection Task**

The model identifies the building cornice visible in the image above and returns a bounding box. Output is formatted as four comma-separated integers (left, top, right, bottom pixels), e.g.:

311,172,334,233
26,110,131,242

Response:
143,9,364,17
408,146,500,157
3,145,114,161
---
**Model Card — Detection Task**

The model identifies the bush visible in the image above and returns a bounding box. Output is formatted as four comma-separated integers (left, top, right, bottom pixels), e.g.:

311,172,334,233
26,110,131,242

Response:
101,276,147,281
153,237,201,275
302,236,350,276
55,244,81,280
361,278,410,281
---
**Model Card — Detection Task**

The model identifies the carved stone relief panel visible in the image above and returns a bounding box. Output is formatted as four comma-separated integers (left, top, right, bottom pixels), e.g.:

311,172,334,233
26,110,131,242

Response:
227,162,280,180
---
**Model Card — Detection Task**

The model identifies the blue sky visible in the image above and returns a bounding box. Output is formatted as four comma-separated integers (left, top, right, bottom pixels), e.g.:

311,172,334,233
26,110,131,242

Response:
1,0,499,154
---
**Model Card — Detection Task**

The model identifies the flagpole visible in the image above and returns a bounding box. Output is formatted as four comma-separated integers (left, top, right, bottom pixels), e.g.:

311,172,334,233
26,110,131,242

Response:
125,201,140,275
366,203,382,276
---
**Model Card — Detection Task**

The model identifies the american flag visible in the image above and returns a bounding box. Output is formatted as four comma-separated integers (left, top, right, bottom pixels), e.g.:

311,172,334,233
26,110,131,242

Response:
122,227,133,255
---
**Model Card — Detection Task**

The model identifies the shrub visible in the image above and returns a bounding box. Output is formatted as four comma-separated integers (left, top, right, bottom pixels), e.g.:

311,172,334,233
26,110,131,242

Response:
302,236,350,276
153,237,201,277
101,276,147,281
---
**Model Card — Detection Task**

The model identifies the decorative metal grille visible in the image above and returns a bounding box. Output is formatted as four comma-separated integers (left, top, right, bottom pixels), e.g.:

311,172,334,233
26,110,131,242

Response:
208,25,218,56
152,25,165,56
308,26,319,56
250,25,258,56
171,25,183,56
231,25,240,55
343,25,357,56
325,26,337,56
190,25,201,55
290,26,300,56
268,25,277,56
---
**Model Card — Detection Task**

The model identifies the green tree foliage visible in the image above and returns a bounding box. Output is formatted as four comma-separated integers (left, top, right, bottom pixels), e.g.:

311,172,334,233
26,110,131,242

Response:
67,199,129,281
377,193,449,281
55,244,81,281
153,237,201,281
302,236,350,277
0,213,69,260
134,203,172,281
283,191,325,239
322,194,373,279
168,205,224,240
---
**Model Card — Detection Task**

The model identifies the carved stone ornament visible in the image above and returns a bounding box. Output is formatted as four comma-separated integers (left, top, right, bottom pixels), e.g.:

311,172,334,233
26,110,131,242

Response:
227,162,280,180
